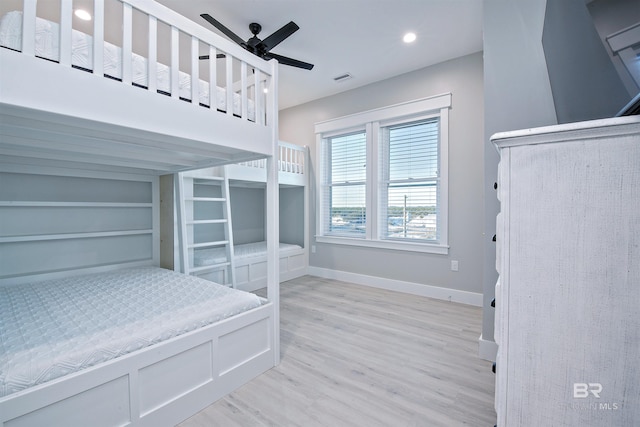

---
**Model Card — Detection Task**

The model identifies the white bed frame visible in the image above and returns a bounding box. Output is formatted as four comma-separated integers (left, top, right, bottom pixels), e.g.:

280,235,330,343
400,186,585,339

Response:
184,142,309,292
0,0,281,425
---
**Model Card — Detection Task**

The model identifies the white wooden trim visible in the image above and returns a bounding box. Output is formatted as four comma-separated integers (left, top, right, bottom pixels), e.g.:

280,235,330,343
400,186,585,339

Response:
195,247,308,293
314,235,449,255
307,266,482,307
315,93,452,134
606,21,640,53
478,334,498,362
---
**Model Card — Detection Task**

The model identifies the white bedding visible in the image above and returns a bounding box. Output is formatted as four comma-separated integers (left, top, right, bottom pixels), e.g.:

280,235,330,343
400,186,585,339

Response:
0,11,255,118
0,266,263,397
194,241,303,267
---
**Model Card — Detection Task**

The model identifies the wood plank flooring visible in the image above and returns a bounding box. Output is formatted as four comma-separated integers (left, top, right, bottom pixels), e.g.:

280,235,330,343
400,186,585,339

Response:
179,276,496,426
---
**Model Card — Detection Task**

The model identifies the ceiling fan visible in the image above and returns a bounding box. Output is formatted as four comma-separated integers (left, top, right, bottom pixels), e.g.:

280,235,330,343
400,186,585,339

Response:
199,13,314,70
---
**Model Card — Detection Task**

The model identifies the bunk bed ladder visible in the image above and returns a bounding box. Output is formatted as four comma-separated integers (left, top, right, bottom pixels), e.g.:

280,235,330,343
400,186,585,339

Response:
176,170,236,287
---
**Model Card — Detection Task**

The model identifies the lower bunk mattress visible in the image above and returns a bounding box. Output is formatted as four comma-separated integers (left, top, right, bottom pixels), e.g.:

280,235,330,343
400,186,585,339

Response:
0,266,263,398
193,241,303,267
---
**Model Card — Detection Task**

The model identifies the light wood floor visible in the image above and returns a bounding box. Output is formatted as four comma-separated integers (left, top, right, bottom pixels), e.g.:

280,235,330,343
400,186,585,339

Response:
179,276,496,426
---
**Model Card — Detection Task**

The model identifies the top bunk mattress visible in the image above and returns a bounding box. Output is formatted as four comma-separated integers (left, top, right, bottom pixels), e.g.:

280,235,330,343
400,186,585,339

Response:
0,266,263,398
0,11,255,119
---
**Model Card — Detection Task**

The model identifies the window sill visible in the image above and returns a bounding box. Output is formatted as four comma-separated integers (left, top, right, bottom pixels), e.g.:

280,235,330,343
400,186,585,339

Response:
315,235,449,255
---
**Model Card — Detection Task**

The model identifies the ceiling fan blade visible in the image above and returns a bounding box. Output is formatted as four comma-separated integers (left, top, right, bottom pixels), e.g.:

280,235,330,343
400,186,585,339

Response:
258,21,299,52
264,52,314,70
199,53,227,60
200,13,246,47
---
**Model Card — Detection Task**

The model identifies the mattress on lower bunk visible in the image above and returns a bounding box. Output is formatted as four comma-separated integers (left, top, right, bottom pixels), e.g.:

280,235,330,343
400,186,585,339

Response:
194,241,303,267
0,11,255,119
0,266,263,398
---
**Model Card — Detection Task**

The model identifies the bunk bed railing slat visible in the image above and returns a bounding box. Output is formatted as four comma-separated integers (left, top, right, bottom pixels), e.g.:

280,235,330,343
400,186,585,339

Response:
233,143,307,175
170,25,180,100
191,35,199,107
122,3,133,85
21,0,36,56
209,45,217,112
147,15,158,93
241,61,248,120
93,0,105,77
226,54,233,117
255,69,264,126
59,0,72,67
9,0,275,127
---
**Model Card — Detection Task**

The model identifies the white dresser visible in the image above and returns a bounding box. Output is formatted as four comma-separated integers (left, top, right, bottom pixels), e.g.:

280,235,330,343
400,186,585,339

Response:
492,116,640,426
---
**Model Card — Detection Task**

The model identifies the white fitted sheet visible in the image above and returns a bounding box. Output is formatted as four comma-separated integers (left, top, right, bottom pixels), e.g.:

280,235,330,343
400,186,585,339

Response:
0,267,263,397
0,11,255,118
194,241,303,267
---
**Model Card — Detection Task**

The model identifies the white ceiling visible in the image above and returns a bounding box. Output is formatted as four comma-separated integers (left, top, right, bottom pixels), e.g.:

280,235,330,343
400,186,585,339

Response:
156,0,484,110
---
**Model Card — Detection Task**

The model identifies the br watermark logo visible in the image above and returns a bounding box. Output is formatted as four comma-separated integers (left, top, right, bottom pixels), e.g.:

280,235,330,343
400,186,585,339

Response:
566,383,621,411
573,383,602,398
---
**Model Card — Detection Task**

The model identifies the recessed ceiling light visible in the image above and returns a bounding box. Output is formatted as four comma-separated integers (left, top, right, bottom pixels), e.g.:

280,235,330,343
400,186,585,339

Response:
403,32,417,43
74,9,92,21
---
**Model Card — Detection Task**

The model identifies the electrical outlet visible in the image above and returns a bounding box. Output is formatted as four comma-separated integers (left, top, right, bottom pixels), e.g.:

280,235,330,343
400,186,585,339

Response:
311,245,316,253
451,260,459,271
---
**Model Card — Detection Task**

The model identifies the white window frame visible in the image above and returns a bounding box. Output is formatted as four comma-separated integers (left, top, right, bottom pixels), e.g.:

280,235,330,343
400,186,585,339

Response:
315,94,451,255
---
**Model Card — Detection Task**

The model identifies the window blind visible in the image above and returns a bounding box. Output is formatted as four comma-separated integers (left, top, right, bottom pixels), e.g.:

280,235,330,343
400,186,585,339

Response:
380,119,440,241
323,132,367,237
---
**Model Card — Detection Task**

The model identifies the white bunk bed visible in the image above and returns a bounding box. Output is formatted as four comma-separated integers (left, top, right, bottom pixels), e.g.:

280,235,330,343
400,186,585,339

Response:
179,142,309,292
0,1,280,426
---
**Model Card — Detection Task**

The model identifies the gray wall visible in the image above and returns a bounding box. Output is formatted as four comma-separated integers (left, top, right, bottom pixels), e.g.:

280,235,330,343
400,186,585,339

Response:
543,0,631,123
280,187,305,247
280,51,485,295
482,0,558,350
229,185,306,247
587,0,640,96
230,187,265,245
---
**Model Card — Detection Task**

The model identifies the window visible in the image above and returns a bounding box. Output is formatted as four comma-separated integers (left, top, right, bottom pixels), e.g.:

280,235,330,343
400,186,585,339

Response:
315,94,451,254
380,118,440,241
322,131,367,237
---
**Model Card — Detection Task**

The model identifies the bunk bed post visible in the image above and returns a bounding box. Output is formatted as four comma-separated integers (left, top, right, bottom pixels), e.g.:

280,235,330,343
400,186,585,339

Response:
175,173,189,274
266,60,280,365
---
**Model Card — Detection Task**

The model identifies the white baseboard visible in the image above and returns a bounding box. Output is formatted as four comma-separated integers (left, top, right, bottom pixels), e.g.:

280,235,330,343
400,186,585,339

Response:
478,334,498,361
307,266,483,307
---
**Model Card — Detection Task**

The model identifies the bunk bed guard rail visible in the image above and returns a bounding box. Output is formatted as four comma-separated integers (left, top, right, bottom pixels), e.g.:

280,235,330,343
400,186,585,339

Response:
10,0,275,127
238,142,307,175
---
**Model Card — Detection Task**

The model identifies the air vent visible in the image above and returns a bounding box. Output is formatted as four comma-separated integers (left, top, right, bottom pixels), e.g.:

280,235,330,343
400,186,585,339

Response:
333,73,353,83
